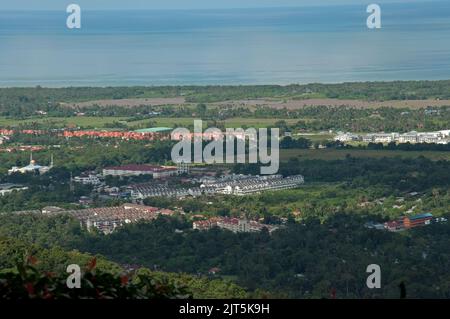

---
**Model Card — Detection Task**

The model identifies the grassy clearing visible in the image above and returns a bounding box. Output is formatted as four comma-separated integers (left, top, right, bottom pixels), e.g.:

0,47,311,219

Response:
0,116,299,130
0,116,130,128
0,116,198,129
221,118,298,128
128,117,196,128
128,117,299,128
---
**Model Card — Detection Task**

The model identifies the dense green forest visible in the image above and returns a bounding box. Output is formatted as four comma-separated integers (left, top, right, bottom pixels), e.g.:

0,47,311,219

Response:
0,233,248,299
1,105,448,133
1,213,450,298
1,81,450,117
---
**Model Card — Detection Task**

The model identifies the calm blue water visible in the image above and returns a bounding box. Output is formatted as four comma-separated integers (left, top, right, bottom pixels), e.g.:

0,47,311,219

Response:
0,2,449,86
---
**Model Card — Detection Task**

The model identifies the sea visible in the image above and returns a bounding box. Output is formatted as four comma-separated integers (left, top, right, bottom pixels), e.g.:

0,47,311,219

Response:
0,1,449,87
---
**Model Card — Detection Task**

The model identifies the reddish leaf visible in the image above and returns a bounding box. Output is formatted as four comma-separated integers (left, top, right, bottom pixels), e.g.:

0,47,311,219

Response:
27,255,38,265
87,257,97,271
120,275,129,286
25,282,35,295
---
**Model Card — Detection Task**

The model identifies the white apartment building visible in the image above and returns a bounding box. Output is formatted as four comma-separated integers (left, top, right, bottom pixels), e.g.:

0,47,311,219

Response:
334,132,360,142
130,174,305,199
204,174,304,196
347,130,449,145
398,133,418,144
362,134,374,143
417,132,441,144
103,164,178,179
73,173,102,185
0,184,28,196
372,133,399,143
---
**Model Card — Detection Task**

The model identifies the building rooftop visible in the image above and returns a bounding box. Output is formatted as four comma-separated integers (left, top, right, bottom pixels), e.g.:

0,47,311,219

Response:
0,183,24,190
104,164,177,172
408,213,433,220
134,127,173,133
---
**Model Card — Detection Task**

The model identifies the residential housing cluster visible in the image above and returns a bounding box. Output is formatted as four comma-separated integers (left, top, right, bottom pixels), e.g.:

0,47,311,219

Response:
130,174,305,199
335,130,450,144
73,172,103,186
131,184,214,200
203,174,305,196
193,217,279,234
0,127,173,141
62,127,172,141
44,203,175,234
102,164,181,179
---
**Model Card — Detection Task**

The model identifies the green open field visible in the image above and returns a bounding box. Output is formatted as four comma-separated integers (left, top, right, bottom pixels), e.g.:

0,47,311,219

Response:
126,117,299,129
222,118,298,128
127,117,195,128
0,116,300,130
0,116,130,129
280,148,450,161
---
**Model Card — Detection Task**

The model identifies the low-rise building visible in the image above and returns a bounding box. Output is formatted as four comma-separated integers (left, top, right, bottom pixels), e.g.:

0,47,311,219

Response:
130,184,215,200
8,153,54,175
73,172,102,185
384,220,404,232
204,174,305,196
0,183,28,196
103,164,178,179
362,134,374,143
417,133,440,144
403,213,433,228
383,213,434,232
334,132,360,142
398,132,418,144
41,206,65,214
0,135,9,145
45,204,175,234
130,174,304,199
372,133,398,143
193,219,214,231
193,217,279,234
341,130,449,145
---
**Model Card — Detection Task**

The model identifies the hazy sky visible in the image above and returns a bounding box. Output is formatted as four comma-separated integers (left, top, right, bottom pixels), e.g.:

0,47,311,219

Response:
0,0,432,10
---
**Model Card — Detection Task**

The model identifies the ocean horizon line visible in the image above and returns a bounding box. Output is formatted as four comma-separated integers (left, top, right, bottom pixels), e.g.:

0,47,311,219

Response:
0,1,440,13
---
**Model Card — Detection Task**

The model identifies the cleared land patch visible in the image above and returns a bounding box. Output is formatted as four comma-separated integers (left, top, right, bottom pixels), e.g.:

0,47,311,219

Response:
61,97,187,108
212,98,450,110
60,97,450,110
280,149,450,161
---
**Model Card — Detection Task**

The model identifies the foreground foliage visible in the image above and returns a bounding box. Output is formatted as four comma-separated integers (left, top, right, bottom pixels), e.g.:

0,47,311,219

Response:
0,236,248,299
0,257,190,300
